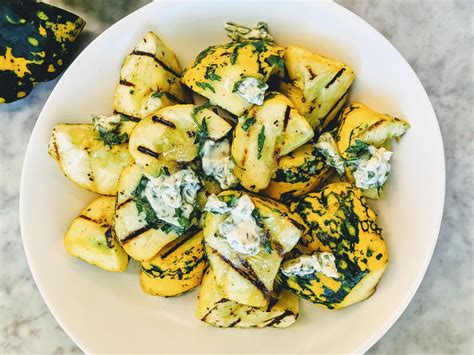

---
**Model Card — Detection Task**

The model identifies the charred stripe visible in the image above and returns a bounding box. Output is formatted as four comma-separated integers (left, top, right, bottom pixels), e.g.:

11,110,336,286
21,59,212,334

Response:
120,225,152,243
137,145,160,158
152,115,176,128
324,68,346,89
119,79,135,87
131,50,180,77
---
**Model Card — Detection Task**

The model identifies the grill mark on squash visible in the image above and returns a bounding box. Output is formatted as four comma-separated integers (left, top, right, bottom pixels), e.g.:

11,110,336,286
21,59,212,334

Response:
283,105,291,131
321,85,352,124
104,228,114,248
113,111,140,122
131,50,180,77
201,298,229,322
207,246,270,299
161,227,200,259
137,145,160,159
119,79,135,87
116,198,132,209
152,115,176,128
78,214,101,224
121,225,152,243
325,68,345,89
265,310,293,326
229,318,241,327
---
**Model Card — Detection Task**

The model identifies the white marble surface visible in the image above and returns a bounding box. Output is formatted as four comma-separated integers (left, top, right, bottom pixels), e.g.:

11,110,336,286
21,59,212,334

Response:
0,0,472,354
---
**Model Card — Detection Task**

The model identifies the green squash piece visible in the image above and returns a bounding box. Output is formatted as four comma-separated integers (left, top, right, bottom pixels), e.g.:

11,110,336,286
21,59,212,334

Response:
0,0,85,103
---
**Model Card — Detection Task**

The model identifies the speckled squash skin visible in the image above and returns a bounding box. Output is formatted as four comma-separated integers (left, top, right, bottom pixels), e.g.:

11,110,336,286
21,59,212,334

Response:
279,182,388,309
0,0,85,103
140,231,207,297
262,143,333,202
182,40,284,116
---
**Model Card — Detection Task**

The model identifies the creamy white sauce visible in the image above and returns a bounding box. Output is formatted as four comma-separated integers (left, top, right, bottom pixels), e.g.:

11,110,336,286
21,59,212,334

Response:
281,252,339,278
315,132,345,176
217,194,262,256
92,114,121,132
143,168,201,228
353,145,393,190
204,194,231,214
236,77,268,105
201,139,239,189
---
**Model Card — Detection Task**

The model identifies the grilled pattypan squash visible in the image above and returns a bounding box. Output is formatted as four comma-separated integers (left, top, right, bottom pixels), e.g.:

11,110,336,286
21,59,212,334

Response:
328,102,410,199
203,190,304,307
141,230,207,296
113,31,190,119
335,102,410,159
278,183,388,309
48,120,133,195
128,103,232,168
182,35,284,116
114,162,202,261
196,268,299,328
280,46,355,130
262,143,333,202
64,196,128,272
232,92,314,192
0,0,85,103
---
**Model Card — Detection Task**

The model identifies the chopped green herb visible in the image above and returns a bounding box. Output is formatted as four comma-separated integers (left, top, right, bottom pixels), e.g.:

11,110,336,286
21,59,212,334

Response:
265,55,284,68
250,40,267,54
346,140,370,158
230,42,247,64
193,45,216,67
241,117,256,132
204,64,221,81
261,231,272,254
257,126,266,159
175,208,191,229
195,81,216,93
225,195,239,208
97,125,128,147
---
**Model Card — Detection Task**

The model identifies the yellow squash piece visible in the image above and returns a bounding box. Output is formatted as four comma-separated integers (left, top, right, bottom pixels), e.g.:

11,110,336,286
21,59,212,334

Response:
203,191,304,307
280,46,355,130
64,196,128,272
262,143,333,202
335,102,410,159
232,93,314,192
141,231,207,296
196,268,299,328
279,183,388,309
128,104,232,168
48,123,133,195
182,40,284,116
113,31,190,119
114,162,196,261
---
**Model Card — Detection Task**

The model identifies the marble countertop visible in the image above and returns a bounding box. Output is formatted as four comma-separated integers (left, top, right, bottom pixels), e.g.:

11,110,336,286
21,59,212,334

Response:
0,0,472,353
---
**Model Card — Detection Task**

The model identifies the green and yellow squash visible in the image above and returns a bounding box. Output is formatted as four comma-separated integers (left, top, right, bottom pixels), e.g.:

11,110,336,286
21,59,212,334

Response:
278,182,388,309
182,39,285,116
232,92,314,192
262,143,333,202
141,230,207,297
0,0,85,103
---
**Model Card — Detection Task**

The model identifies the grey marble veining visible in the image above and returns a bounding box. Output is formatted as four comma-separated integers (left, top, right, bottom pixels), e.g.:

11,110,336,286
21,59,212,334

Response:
0,0,472,354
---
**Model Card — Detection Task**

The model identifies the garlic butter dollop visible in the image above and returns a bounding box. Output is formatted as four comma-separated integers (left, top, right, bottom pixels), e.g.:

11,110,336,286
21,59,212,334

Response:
281,252,339,279
144,168,201,228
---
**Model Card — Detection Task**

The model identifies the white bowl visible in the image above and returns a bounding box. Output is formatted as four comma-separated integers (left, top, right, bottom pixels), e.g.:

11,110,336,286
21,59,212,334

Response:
20,0,445,353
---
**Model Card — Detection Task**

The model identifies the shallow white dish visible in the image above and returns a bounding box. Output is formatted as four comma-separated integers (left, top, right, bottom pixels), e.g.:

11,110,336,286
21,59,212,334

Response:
20,0,445,353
